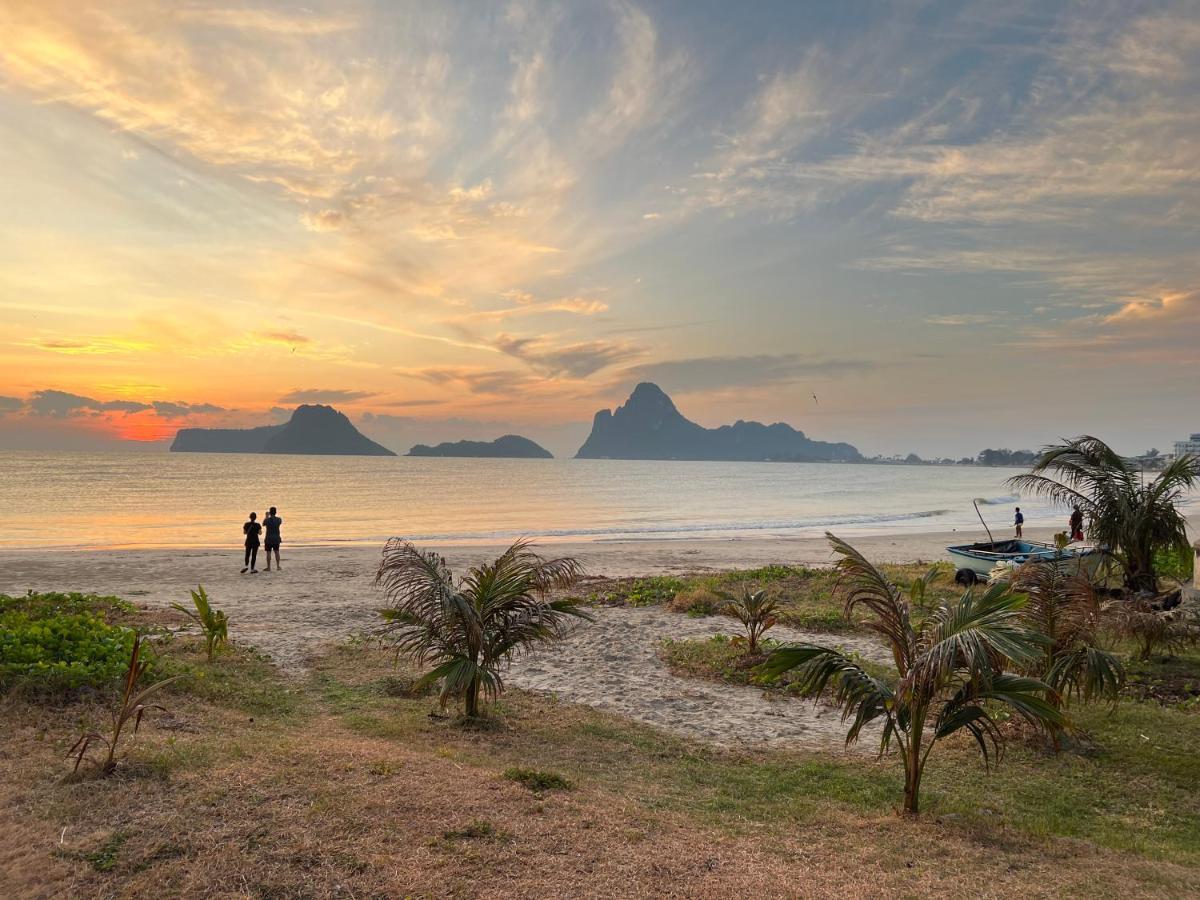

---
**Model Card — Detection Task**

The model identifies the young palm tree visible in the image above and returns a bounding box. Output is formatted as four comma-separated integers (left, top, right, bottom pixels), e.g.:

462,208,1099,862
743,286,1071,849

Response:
1000,562,1124,720
761,535,1063,815
722,587,779,655
375,539,591,718
1007,437,1200,592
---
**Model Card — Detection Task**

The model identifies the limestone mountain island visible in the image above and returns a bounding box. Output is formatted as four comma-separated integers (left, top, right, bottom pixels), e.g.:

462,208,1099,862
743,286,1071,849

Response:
170,404,396,456
406,434,553,459
574,382,860,462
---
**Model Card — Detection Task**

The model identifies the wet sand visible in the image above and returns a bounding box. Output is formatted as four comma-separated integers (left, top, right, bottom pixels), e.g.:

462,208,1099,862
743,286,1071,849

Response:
0,527,1051,750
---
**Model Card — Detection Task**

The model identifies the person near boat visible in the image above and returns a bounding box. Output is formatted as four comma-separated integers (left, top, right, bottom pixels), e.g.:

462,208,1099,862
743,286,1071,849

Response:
1069,505,1085,542
1014,506,1024,538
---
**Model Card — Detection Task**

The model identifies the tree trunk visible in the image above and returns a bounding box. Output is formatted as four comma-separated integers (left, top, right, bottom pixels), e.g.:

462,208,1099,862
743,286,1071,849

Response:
465,677,480,718
902,749,923,815
1125,548,1158,593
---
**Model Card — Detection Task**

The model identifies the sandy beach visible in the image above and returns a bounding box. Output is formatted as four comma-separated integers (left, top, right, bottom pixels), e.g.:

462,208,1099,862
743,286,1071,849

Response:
0,527,1053,750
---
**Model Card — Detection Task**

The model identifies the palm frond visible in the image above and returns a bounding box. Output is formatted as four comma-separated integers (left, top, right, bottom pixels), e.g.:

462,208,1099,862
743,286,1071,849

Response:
761,645,896,750
914,582,1045,691
827,532,915,675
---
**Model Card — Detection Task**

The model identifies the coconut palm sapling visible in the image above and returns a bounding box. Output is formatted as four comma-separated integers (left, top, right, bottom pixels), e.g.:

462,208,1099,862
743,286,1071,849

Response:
375,539,591,718
761,534,1064,815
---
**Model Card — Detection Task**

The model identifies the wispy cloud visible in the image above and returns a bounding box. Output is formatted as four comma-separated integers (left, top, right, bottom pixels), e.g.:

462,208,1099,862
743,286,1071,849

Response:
278,388,376,404
493,333,643,378
621,354,875,394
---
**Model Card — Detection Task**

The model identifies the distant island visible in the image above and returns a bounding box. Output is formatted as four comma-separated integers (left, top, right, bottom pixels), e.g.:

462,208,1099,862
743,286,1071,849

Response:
171,404,395,456
575,382,860,462
407,435,553,459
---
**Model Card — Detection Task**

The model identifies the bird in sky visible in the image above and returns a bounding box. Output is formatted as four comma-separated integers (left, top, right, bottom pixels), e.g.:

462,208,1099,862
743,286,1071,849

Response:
812,392,820,406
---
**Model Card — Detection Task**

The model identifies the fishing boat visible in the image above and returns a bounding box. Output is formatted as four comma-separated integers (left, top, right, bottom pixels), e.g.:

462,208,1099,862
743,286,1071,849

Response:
946,539,1106,584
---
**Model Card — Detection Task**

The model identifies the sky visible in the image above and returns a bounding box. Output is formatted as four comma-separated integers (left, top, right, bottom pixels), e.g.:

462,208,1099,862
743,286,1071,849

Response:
0,0,1198,458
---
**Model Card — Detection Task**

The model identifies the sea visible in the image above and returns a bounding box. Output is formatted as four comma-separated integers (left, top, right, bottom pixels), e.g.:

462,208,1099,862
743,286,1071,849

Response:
8,450,1191,552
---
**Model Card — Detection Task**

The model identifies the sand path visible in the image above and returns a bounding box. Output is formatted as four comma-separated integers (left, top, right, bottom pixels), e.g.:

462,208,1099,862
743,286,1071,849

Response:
507,605,888,748
2,543,899,749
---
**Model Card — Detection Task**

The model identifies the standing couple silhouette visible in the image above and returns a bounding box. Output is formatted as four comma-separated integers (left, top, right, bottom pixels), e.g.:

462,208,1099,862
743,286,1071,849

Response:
242,506,282,574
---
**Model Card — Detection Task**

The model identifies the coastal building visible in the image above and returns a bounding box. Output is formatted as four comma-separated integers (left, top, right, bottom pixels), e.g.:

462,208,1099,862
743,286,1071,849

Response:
1174,433,1200,459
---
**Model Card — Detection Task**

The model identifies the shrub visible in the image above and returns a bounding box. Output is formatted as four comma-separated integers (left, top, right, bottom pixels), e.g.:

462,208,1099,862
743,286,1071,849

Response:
0,592,137,693
668,586,723,615
624,576,686,606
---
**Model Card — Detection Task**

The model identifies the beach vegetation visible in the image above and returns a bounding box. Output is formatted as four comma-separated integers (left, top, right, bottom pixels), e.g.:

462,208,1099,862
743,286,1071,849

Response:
1008,436,1200,592
761,534,1064,815
0,591,137,694
375,538,591,718
67,634,185,778
1154,543,1196,584
503,767,573,792
1114,595,1200,661
623,576,687,606
722,587,779,654
998,562,1125,715
667,586,723,615
171,585,228,662
7,612,1200,894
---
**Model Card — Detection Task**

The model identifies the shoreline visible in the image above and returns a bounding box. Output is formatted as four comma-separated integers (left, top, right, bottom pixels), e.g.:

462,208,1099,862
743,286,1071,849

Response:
0,524,1063,570
0,525,1059,671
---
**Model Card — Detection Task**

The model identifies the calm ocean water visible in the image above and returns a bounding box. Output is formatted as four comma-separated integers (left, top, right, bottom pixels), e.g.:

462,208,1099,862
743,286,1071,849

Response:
8,450,1187,552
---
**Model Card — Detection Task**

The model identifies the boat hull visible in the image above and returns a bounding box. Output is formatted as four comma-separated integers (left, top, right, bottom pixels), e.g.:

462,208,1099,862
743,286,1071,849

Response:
946,540,1105,580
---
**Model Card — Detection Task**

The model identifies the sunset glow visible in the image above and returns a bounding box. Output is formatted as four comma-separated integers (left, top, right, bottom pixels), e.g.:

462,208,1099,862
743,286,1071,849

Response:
2,1,1198,457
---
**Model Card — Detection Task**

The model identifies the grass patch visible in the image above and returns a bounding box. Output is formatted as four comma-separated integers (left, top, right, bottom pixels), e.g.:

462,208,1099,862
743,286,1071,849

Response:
7,607,1200,896
503,767,573,792
158,639,301,719
81,832,128,872
660,633,894,695
441,820,508,841
575,561,960,636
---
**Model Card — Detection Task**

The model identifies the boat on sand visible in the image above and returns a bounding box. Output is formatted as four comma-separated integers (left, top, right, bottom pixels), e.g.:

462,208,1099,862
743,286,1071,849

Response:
946,539,1106,585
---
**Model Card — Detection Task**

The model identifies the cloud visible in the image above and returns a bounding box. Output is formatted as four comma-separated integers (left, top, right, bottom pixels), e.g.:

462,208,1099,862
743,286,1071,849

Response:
256,330,312,346
493,334,642,378
925,314,996,327
174,7,359,36
400,366,535,396
30,336,152,355
379,399,446,408
16,390,227,425
151,399,227,417
26,390,153,417
299,209,345,232
620,354,875,393
451,291,610,324
0,396,25,412
278,388,377,404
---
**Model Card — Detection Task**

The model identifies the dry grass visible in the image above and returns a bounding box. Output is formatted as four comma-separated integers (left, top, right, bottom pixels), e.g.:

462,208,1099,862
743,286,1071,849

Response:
2,620,1199,898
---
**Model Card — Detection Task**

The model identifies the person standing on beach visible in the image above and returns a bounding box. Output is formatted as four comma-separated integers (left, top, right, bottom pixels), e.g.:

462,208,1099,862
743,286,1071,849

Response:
263,506,283,571
1069,505,1085,542
242,511,262,574
1014,506,1025,539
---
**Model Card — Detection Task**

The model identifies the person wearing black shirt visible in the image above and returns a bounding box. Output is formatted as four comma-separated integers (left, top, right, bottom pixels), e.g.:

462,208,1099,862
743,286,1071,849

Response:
1069,506,1085,542
263,506,283,571
242,511,262,574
